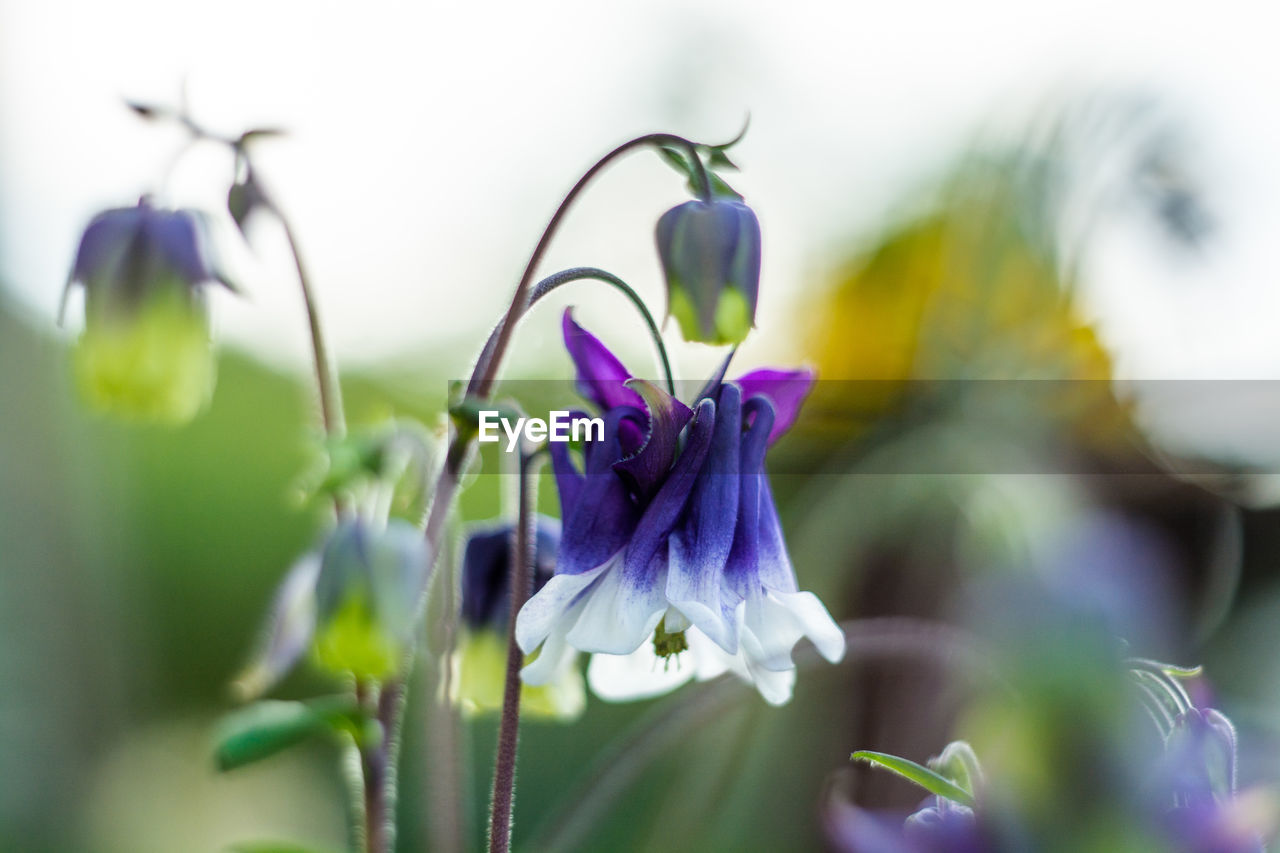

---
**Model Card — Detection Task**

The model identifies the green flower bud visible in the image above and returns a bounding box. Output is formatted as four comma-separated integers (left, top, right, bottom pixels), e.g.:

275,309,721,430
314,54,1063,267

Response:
655,198,761,345
312,519,430,681
64,198,232,424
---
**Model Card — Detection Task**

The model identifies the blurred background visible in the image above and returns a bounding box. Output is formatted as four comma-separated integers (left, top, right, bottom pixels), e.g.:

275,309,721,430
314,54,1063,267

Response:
4,1,1280,851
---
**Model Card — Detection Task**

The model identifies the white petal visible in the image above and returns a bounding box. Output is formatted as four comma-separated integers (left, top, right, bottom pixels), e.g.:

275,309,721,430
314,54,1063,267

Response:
587,643,697,701
662,605,691,633
742,654,797,706
684,628,735,681
740,590,846,672
520,620,576,686
740,593,805,672
774,590,846,663
564,555,667,655
514,560,610,654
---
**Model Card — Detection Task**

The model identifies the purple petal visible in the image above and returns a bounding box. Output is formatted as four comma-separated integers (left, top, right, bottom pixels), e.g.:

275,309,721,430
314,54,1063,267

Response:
612,379,694,501
562,308,645,413
692,349,738,406
723,395,775,597
667,383,742,651
233,554,320,699
735,367,815,444
461,518,561,630
72,206,143,285
549,410,589,511
556,407,641,575
621,398,716,586
824,796,916,853
143,208,218,285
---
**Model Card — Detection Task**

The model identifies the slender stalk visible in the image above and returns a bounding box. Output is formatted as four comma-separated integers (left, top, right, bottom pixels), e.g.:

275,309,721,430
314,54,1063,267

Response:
474,266,676,397
419,132,713,608
140,104,347,438
355,679,406,853
275,208,346,437
467,133,710,400
488,449,542,853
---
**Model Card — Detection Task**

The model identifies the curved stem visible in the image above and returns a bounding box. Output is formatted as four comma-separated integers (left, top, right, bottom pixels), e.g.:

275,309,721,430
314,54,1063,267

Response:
488,449,544,853
418,131,714,610
274,204,346,437
143,106,346,438
474,267,675,397
467,132,709,401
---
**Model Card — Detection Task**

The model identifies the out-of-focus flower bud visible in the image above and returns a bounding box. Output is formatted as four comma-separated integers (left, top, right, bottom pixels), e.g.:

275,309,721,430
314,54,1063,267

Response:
64,198,233,424
312,519,431,682
451,518,584,721
655,198,761,345
1167,707,1239,803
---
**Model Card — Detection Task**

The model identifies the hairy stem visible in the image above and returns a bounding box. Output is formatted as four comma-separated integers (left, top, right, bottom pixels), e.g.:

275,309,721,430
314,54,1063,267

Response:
474,266,676,396
467,133,709,400
488,450,542,853
358,680,406,853
419,132,712,607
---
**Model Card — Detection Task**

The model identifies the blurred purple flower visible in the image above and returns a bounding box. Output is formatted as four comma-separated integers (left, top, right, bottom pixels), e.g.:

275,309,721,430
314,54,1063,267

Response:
461,517,561,632
63,197,234,422
826,793,986,853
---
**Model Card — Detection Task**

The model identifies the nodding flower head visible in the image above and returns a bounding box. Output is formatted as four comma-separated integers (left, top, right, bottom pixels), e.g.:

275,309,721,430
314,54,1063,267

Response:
64,198,233,423
656,198,761,345
233,518,430,697
312,519,430,681
514,309,842,706
452,518,585,721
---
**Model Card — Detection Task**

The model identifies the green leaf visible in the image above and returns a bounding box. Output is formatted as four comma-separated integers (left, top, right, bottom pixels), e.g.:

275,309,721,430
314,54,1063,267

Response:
658,146,695,179
928,741,984,795
705,171,743,201
851,750,977,807
706,147,739,171
214,696,361,771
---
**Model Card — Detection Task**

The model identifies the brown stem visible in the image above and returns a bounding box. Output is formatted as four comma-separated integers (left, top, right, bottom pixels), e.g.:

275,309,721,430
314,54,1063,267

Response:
359,680,405,853
487,450,542,852
277,211,345,438
466,133,708,400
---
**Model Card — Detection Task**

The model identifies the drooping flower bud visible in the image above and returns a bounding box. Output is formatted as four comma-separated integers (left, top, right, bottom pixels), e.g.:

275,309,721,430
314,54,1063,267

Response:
452,518,584,720
63,198,233,424
233,518,431,698
1166,707,1239,803
655,198,761,345
312,518,431,681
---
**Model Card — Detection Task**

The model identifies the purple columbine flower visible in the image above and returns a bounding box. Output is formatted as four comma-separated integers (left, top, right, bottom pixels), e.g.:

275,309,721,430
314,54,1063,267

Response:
514,309,843,705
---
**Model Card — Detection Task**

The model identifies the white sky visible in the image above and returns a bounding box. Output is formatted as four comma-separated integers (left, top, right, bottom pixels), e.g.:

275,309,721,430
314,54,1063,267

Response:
2,0,1279,389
